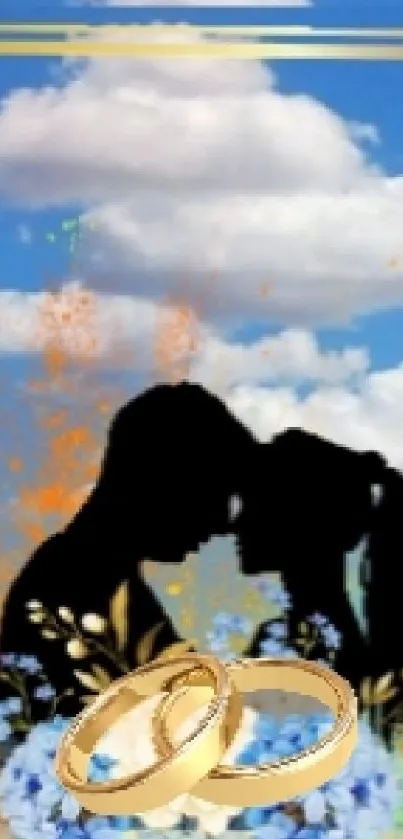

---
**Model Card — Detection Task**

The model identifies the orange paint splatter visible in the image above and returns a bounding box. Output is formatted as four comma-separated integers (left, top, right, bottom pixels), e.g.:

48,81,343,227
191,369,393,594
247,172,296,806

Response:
15,418,100,527
8,287,106,553
20,483,73,518
155,298,200,383
36,286,99,377
41,410,68,430
154,272,220,385
18,522,47,545
97,401,111,415
9,457,24,473
0,279,133,607
85,463,100,481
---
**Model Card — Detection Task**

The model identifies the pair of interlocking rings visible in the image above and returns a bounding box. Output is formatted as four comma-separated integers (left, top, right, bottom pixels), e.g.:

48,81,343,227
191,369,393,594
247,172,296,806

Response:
56,655,358,815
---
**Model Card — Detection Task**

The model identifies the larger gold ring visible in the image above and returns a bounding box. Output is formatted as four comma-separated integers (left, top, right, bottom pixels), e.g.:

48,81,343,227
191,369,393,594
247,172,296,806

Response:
55,654,242,814
153,657,358,807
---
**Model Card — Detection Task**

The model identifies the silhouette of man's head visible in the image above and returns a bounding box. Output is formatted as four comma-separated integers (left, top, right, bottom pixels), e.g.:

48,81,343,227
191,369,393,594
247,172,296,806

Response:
237,428,386,576
95,382,255,563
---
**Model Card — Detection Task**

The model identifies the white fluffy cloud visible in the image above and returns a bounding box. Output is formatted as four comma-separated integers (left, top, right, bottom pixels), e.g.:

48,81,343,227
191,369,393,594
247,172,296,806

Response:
227,374,403,469
3,283,403,469
0,29,402,326
1,29,403,470
0,283,368,386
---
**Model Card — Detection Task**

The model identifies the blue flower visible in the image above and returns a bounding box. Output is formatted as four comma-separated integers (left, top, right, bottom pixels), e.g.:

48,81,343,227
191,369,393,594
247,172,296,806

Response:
258,633,297,660
34,685,56,701
236,709,398,838
0,627,400,839
294,829,327,839
86,817,119,839
255,810,296,839
211,612,236,631
229,614,253,635
307,613,328,628
17,655,42,675
0,714,79,837
0,696,23,718
0,718,12,742
1,653,17,668
109,817,139,831
266,621,287,640
6,696,23,715
303,790,326,822
259,582,292,611
244,806,277,829
351,779,371,807
206,611,253,661
58,826,87,839
210,612,253,638
259,638,286,657
319,624,342,652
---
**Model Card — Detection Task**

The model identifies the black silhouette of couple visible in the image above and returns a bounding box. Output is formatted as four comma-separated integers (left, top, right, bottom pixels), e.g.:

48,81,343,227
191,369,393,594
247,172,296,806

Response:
0,382,401,729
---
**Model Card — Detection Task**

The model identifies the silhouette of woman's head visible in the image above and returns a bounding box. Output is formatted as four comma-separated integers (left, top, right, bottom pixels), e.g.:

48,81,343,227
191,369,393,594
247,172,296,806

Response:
94,382,256,563
237,428,386,576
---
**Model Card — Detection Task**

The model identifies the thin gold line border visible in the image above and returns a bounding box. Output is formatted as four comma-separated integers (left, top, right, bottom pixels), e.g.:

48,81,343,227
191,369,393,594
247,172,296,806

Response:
2,23,403,59
1,42,403,59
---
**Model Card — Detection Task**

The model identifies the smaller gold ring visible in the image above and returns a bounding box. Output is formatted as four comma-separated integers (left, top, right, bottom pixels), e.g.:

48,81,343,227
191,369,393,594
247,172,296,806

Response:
55,654,242,814
153,657,358,807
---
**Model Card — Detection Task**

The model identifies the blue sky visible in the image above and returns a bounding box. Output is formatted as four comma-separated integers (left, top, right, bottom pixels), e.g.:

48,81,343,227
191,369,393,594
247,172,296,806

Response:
1,2,403,368
1,1,403,567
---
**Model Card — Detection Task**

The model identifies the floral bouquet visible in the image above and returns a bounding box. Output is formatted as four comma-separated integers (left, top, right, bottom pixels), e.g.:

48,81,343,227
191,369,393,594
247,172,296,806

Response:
0,580,400,839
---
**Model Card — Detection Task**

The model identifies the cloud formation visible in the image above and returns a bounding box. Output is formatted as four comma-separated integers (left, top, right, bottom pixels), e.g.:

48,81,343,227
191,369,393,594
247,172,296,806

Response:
0,283,367,386
0,29,402,327
1,30,403,470
3,283,403,470
227,373,403,469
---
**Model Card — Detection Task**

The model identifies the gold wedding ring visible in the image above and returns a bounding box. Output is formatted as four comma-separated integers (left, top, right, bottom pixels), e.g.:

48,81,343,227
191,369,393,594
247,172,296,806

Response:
153,657,358,807
56,654,358,814
55,654,242,814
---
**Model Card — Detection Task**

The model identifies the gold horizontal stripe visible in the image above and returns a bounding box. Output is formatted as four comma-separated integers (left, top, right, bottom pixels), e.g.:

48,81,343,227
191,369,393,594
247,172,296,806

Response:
1,24,403,38
1,41,403,59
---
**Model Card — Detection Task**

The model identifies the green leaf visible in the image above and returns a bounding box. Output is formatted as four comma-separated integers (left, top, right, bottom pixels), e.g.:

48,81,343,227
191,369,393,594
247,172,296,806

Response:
360,677,372,706
0,671,12,682
136,622,165,666
11,718,30,733
80,695,96,706
74,670,103,693
109,580,129,652
373,673,397,705
91,665,112,690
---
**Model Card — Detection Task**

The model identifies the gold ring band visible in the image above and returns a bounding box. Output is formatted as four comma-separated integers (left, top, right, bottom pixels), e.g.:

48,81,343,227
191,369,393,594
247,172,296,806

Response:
153,657,358,807
55,654,242,814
